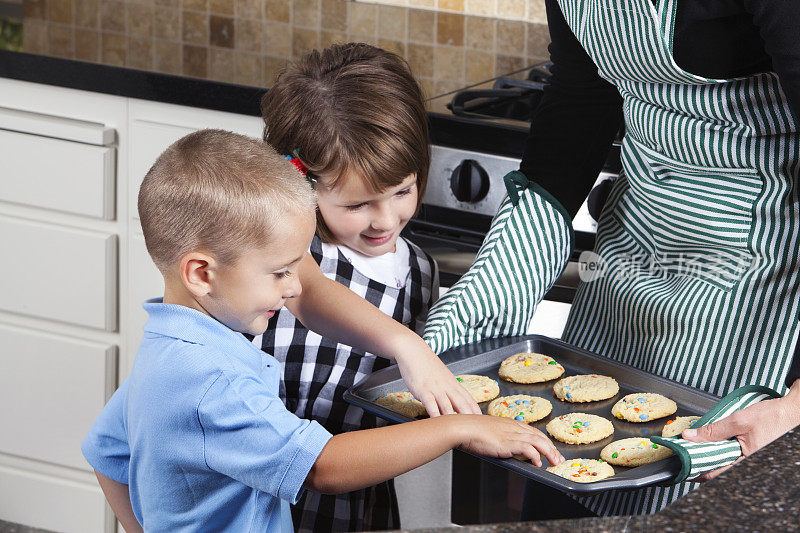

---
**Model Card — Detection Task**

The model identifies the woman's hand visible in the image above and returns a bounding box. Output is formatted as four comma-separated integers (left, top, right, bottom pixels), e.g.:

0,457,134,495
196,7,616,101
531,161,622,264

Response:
682,380,800,482
394,332,482,417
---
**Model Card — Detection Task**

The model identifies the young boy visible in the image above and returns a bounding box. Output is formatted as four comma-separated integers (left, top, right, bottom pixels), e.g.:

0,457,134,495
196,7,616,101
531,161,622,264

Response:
82,130,562,532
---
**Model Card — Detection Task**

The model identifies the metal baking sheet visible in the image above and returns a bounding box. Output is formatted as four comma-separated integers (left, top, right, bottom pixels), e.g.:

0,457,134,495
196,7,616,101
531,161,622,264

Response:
343,335,720,494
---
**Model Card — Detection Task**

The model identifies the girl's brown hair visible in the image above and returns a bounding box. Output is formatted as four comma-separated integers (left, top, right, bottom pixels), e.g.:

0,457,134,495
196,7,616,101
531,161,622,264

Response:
261,42,430,243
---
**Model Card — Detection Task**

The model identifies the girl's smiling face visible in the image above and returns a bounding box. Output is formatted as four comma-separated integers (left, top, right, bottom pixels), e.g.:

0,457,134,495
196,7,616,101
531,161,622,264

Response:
315,172,418,257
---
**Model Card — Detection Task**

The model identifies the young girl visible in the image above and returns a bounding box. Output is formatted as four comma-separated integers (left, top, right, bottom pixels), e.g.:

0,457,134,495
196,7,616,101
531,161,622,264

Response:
256,43,438,532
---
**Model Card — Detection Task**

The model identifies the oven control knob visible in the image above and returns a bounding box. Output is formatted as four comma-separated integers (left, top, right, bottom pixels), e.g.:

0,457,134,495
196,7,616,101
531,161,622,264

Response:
450,159,490,203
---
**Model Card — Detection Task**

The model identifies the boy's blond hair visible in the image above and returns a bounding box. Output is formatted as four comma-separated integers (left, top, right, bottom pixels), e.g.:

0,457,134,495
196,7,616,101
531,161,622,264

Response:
138,129,316,272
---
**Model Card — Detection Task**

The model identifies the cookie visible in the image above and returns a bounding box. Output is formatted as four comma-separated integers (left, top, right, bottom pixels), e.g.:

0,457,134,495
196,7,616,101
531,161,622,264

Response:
487,394,553,423
611,393,677,422
552,374,619,403
498,352,565,383
661,415,701,438
375,391,427,418
600,438,673,466
546,413,614,444
546,459,615,483
456,374,500,402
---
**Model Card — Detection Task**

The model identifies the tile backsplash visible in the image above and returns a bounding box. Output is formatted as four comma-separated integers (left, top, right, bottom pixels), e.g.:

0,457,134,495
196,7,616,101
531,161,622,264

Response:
20,0,551,98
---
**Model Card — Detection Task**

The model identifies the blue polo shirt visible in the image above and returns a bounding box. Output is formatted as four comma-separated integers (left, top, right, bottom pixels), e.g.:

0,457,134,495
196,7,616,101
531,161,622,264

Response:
82,299,332,532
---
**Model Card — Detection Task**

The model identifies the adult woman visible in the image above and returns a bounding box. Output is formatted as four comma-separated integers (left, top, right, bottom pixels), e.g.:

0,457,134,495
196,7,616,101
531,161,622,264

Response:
424,0,800,518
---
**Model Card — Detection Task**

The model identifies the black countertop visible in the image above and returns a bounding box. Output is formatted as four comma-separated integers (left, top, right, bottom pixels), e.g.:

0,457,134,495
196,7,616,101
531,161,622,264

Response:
400,428,800,532
0,50,265,116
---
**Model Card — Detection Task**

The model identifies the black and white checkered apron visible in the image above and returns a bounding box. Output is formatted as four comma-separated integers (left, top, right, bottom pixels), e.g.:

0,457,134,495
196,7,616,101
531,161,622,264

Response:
257,235,437,532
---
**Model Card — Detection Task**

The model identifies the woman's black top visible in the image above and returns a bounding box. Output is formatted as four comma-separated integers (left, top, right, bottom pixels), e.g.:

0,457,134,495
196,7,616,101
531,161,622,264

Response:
520,0,800,388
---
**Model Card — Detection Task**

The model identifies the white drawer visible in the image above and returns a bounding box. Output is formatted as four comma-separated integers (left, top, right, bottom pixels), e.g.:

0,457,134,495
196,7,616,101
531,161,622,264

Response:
0,129,116,219
0,216,118,330
0,463,109,533
0,324,117,471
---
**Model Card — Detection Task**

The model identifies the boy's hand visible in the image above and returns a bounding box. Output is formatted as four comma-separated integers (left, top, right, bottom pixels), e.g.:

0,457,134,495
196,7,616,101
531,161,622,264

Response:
394,335,482,417
456,415,565,468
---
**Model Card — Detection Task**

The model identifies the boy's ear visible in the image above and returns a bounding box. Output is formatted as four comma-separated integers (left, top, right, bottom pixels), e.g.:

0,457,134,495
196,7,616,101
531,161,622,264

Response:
179,252,217,298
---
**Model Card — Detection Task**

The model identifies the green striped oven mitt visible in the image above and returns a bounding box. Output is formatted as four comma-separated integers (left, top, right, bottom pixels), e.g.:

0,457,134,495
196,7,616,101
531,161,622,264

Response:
651,385,783,483
423,171,573,354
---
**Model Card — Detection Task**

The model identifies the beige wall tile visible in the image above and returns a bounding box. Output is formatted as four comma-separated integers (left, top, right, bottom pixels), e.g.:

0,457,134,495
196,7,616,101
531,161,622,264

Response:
23,20,47,54
23,0,46,20
47,23,74,58
528,0,545,23
234,51,263,85
236,0,261,19
210,0,235,15
465,15,494,50
406,42,433,78
466,0,493,16
101,2,127,33
436,12,463,46
236,18,262,52
183,44,208,78
184,0,208,11
408,8,434,43
438,0,463,11
209,48,236,81
182,10,209,44
128,35,154,70
496,0,524,19
418,76,435,99
378,5,406,41
465,48,493,83
128,3,154,37
293,0,321,28
434,45,463,82
320,30,348,48
75,0,99,28
264,0,290,22
526,21,549,59
264,55,289,85
263,21,292,57
378,38,404,57
495,19,524,56
349,2,377,38
48,0,73,24
494,53,525,76
434,78,463,96
155,39,181,74
409,0,434,8
292,27,319,58
75,28,100,62
210,15,235,47
102,32,127,66
154,7,180,40
321,0,348,32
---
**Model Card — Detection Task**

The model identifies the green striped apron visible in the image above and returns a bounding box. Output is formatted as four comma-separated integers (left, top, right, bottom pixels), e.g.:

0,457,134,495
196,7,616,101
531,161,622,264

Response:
561,0,800,515
425,0,800,516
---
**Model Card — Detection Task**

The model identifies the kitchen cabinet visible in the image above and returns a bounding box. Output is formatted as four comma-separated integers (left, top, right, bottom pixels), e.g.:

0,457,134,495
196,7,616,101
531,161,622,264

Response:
0,77,261,532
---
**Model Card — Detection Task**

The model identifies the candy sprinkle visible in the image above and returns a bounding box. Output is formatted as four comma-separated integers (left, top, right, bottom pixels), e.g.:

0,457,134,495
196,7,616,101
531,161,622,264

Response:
566,393,572,399
638,397,646,403
515,415,524,421
652,444,658,449
524,360,532,366
611,452,618,459
639,414,648,420
548,361,557,365
457,377,463,382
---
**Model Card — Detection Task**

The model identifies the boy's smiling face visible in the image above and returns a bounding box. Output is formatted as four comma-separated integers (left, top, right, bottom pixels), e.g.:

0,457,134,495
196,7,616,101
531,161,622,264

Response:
316,172,418,257
202,211,316,335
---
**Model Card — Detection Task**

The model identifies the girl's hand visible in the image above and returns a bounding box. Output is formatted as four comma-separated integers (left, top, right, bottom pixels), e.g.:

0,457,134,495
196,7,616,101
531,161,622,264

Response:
394,335,482,417
682,381,800,482
456,415,565,468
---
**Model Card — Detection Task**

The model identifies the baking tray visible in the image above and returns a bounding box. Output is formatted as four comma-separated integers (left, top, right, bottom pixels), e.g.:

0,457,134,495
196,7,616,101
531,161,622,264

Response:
343,335,720,494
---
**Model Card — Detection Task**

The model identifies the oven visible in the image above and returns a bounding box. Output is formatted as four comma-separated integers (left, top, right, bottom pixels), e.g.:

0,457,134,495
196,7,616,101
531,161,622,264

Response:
401,62,623,525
